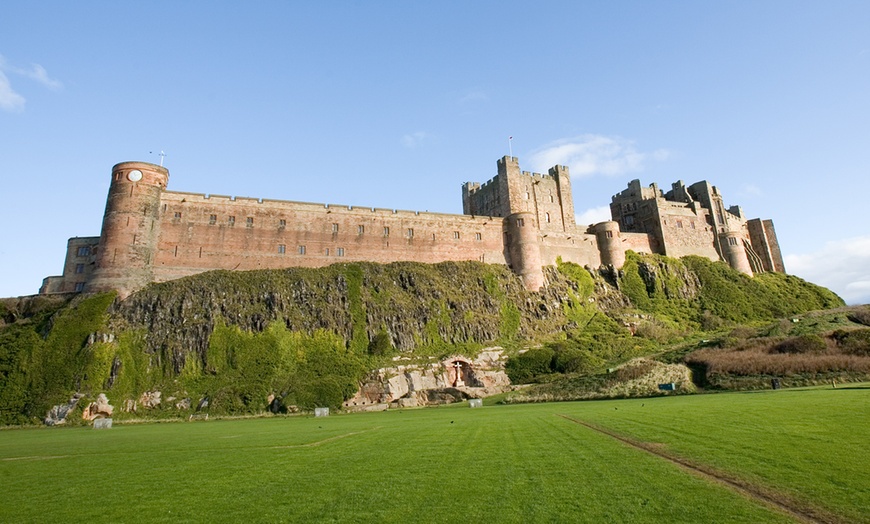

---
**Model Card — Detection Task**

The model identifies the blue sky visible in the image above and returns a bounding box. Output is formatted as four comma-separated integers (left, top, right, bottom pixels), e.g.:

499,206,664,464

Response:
2,1,869,304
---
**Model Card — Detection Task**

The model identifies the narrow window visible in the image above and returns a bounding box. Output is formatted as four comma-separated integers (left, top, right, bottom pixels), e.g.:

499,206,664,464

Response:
453,231,460,239
77,246,91,257
246,217,254,227
549,195,554,203
525,192,530,200
728,237,738,246
545,212,551,223
383,226,390,237
605,230,613,238
691,221,696,229
278,244,286,254
337,247,345,257
358,225,364,235
74,263,85,274
676,220,683,229
325,248,330,256
228,216,235,226
174,212,182,219
209,215,217,225
475,233,482,241
407,228,414,238
279,219,286,228
298,245,306,255
332,223,339,233
74,282,85,292
516,218,524,227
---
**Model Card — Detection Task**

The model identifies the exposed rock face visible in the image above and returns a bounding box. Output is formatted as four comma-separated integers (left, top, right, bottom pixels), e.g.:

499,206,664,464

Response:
82,393,114,421
44,393,84,426
139,391,162,408
344,348,512,410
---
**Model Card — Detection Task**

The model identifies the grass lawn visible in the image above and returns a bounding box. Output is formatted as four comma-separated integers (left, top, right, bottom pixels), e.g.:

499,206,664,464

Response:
1,385,867,523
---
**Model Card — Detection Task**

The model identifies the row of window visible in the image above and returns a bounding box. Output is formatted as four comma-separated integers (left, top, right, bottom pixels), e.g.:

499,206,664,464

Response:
171,213,483,240
278,245,345,257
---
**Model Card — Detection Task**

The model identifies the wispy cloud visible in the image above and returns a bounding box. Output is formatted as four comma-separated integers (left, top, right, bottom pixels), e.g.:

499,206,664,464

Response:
400,131,429,149
784,235,870,305
0,70,25,112
0,53,62,112
575,205,612,227
527,135,669,178
459,90,488,104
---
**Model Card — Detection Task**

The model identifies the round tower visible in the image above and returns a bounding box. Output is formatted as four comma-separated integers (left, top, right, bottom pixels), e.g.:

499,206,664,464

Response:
593,221,625,268
86,161,169,297
719,231,753,276
505,211,544,291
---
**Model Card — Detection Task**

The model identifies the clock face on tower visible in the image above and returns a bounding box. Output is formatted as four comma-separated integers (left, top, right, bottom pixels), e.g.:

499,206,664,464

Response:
127,170,143,182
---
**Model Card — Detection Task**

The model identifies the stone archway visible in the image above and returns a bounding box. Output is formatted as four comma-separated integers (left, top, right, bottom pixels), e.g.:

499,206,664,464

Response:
444,357,475,388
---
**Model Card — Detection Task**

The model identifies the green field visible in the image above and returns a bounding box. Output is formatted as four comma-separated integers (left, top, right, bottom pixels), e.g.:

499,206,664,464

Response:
1,386,867,523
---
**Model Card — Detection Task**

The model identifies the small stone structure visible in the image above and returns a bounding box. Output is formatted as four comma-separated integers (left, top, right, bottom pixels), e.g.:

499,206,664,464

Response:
93,418,113,429
344,348,512,410
314,407,329,417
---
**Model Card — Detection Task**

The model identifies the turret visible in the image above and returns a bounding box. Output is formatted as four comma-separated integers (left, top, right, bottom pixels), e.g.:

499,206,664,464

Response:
86,161,169,298
719,231,753,276
504,211,544,291
594,221,625,268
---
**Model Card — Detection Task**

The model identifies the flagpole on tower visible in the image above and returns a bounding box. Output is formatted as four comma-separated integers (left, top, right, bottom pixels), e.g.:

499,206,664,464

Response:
508,136,513,157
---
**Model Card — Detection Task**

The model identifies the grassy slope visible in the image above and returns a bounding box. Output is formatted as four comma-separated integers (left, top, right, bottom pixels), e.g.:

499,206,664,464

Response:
3,387,867,523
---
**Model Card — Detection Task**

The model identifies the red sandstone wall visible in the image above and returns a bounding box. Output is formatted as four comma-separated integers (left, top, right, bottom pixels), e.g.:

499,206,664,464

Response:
151,191,509,282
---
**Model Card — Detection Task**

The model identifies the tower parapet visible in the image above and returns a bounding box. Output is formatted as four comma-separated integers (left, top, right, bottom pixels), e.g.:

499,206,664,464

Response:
719,231,753,276
86,161,169,298
504,211,544,291
593,221,625,268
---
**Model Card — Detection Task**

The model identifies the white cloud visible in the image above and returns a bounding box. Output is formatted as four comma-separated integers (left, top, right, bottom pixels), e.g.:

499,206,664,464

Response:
0,53,62,112
0,70,25,112
459,90,488,104
401,131,429,149
20,63,62,90
575,205,612,227
528,135,668,178
784,235,870,305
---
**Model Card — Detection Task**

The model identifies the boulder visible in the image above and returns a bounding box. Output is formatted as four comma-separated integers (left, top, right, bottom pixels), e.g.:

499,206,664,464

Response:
44,394,84,426
82,393,114,421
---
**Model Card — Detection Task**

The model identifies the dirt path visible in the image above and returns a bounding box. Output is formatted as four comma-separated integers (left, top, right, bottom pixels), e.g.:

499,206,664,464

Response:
556,414,847,524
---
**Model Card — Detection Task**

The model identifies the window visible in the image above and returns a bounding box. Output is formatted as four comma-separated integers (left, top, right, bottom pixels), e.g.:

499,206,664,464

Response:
74,263,85,274
676,220,683,229
605,230,613,238
278,244,286,254
358,225,364,235
691,221,696,229
298,245,306,255
525,192,530,200
407,228,414,238
383,226,390,237
624,215,635,226
332,223,339,233
74,282,85,292
209,215,217,225
279,219,286,228
516,218,524,227
174,212,182,219
453,231,460,239
549,195,555,203
545,212,551,223
475,233,482,241
337,247,345,257
246,217,254,228
728,237,738,246
325,248,330,256
228,216,235,226
76,246,91,257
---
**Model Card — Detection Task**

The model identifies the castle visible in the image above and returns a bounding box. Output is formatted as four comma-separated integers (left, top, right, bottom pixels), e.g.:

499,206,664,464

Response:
40,156,784,298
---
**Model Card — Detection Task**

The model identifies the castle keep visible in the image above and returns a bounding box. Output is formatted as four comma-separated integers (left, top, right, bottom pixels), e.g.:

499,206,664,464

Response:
41,156,785,298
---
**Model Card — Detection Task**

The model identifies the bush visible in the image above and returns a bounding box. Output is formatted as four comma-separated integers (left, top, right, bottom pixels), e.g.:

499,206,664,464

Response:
833,329,870,356
772,334,828,354
505,347,555,384
847,309,870,327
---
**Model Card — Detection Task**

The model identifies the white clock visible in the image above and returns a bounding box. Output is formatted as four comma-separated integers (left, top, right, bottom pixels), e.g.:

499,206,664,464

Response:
127,170,143,182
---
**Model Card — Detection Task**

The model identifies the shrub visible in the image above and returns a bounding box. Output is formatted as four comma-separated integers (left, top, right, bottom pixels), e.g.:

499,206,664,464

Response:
772,334,828,354
505,347,555,384
833,329,870,356
847,308,870,327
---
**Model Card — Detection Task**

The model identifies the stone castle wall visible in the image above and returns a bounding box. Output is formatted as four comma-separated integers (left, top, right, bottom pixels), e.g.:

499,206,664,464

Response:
41,155,785,298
